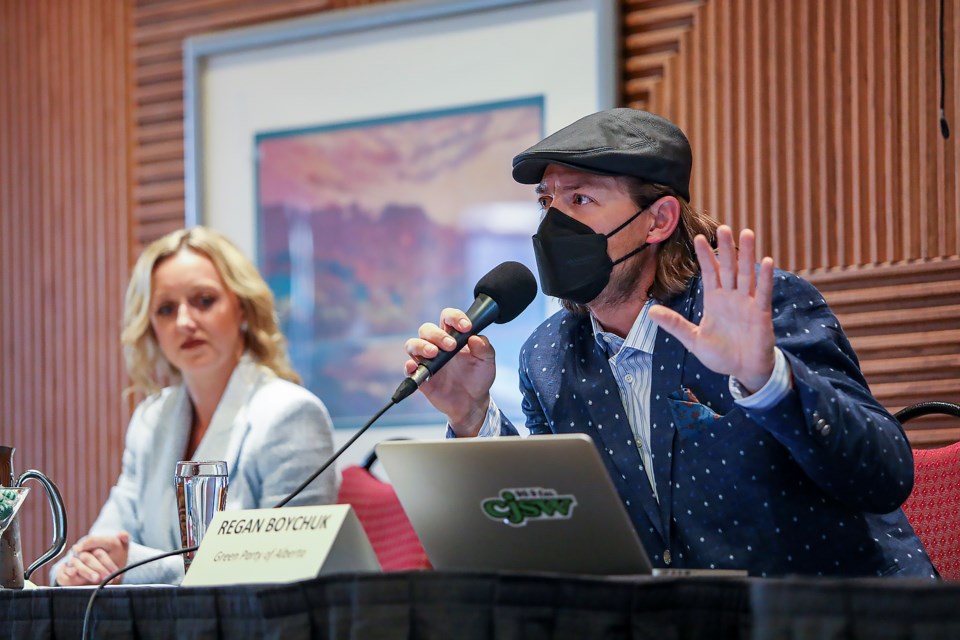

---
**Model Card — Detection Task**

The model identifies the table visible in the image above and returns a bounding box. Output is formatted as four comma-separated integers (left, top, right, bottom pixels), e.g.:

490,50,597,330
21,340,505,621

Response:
2,571,958,639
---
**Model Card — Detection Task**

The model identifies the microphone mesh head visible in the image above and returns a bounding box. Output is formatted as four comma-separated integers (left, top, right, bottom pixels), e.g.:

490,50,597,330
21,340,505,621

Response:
473,261,538,324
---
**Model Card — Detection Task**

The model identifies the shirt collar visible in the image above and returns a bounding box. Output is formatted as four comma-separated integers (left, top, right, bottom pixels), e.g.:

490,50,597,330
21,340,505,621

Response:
591,299,658,357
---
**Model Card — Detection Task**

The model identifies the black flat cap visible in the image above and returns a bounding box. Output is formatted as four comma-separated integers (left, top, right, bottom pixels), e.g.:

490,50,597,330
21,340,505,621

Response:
512,108,692,201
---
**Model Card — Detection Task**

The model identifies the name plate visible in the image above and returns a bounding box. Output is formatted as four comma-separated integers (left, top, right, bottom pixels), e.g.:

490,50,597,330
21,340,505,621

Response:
181,504,380,587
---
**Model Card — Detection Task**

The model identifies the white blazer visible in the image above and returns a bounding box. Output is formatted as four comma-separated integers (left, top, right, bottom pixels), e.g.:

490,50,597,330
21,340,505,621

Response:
51,355,337,585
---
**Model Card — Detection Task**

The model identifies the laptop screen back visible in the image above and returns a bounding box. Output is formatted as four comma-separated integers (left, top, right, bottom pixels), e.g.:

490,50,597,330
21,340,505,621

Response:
375,433,653,575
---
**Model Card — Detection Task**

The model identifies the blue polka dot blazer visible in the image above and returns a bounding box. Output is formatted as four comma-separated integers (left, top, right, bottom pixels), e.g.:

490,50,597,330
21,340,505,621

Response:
501,269,937,578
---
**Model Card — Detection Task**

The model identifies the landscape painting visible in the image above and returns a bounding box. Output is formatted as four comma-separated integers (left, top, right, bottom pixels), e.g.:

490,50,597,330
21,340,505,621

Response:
255,98,545,428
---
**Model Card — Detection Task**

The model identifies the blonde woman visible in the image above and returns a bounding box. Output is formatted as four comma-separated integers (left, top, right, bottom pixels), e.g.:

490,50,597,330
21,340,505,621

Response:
52,227,336,585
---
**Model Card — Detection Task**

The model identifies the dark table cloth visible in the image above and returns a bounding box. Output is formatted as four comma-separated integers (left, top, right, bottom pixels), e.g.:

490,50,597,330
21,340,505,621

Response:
2,571,957,640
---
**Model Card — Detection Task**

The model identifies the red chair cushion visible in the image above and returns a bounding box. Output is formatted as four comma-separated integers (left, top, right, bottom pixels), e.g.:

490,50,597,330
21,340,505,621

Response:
901,442,960,580
337,465,432,571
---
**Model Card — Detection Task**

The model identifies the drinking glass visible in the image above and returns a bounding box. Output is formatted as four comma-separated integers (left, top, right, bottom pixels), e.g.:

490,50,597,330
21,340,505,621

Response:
174,461,228,571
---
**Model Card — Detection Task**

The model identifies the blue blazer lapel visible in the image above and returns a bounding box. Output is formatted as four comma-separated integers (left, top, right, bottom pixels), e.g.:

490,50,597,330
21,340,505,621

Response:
567,321,665,542
649,281,700,538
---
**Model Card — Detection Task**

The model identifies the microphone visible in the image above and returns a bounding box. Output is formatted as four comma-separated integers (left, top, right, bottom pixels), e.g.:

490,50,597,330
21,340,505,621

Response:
392,261,538,403
275,261,537,508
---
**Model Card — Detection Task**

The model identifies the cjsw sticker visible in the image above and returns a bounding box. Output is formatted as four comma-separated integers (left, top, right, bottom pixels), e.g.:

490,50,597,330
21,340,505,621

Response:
480,488,578,527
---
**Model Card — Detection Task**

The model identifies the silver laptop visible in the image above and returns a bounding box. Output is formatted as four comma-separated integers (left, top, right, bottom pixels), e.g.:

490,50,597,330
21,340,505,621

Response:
376,433,742,576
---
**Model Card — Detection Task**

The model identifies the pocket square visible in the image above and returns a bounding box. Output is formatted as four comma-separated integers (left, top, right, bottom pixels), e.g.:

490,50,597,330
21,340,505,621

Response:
668,387,723,429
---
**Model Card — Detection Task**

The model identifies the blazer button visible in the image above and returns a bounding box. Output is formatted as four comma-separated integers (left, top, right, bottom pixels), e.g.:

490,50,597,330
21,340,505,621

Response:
815,418,831,436
663,549,672,565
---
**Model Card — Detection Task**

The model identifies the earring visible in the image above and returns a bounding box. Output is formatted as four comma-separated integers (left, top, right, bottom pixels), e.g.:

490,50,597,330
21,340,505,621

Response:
240,321,249,333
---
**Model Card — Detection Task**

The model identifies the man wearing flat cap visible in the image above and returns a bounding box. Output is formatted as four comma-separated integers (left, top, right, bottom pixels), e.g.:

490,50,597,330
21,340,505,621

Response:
405,108,935,578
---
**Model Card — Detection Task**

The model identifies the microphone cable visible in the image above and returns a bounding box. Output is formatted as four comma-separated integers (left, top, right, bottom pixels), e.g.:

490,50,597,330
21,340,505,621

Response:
81,544,198,640
273,398,397,508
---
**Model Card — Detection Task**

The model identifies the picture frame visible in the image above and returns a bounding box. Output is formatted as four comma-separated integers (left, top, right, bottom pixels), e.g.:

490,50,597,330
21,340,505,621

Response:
183,0,617,442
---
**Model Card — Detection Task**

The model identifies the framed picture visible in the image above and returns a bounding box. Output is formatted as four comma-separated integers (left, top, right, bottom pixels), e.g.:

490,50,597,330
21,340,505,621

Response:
254,97,544,427
184,0,617,434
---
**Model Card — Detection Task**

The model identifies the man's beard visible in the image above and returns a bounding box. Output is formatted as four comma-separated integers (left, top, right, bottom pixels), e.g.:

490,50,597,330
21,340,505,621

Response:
588,250,647,309
556,248,650,315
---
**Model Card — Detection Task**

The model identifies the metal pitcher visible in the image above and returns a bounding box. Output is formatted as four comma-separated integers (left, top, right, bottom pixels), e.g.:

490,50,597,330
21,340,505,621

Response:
0,445,67,589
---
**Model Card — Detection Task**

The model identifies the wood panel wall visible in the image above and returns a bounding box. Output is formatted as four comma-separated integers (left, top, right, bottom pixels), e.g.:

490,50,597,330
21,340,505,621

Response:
2,0,958,583
626,0,960,444
0,0,130,584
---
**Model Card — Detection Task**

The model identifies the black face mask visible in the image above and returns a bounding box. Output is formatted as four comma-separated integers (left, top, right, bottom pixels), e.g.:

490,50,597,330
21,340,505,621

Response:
532,206,651,305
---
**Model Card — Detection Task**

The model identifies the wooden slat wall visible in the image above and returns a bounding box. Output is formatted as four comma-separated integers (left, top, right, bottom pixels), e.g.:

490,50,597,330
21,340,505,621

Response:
806,259,960,446
631,0,959,268
0,0,130,584
626,0,960,445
